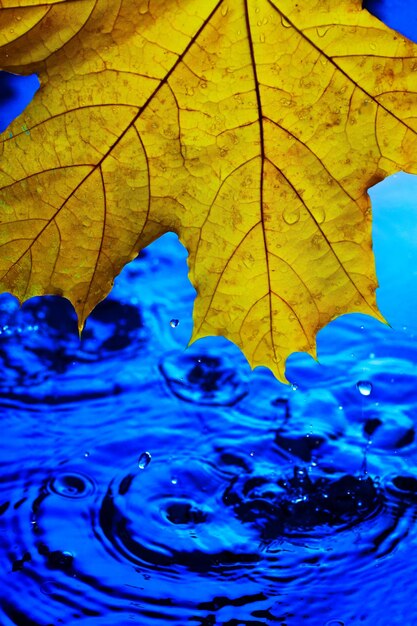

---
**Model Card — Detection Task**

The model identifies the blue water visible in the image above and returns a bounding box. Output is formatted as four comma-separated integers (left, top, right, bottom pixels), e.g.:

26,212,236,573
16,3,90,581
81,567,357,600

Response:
1,1,417,624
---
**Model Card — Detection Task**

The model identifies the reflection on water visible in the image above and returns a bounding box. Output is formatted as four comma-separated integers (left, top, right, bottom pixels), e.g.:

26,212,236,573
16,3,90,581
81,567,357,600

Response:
1,233,417,625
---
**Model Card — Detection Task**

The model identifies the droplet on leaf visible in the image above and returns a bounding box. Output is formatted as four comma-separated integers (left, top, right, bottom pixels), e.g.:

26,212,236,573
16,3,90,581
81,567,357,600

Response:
316,26,329,38
283,206,300,225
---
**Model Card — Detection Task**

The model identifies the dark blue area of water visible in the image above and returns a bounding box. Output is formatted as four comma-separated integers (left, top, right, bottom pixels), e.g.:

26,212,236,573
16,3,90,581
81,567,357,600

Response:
1,1,417,624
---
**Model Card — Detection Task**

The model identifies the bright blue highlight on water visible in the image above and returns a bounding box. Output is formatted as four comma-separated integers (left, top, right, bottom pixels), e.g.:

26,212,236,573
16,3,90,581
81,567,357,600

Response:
1,1,417,624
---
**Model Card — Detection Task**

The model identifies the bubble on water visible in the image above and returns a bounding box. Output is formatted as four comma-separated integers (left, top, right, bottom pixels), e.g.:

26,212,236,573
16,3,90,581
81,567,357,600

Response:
47,472,95,498
44,549,74,570
171,476,178,485
138,451,152,470
170,319,179,328
356,380,372,396
63,550,73,557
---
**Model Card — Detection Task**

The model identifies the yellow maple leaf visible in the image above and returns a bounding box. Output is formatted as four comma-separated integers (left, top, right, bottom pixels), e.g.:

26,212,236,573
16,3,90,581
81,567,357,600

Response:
0,0,416,381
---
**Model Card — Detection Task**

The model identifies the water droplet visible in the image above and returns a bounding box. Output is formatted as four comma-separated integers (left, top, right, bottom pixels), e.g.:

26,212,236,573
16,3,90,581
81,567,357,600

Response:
221,4,228,16
280,15,291,28
62,550,73,559
171,476,178,485
356,380,372,396
291,383,298,391
170,319,179,328
316,25,329,37
84,451,90,458
138,451,152,470
259,33,265,43
283,206,300,225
